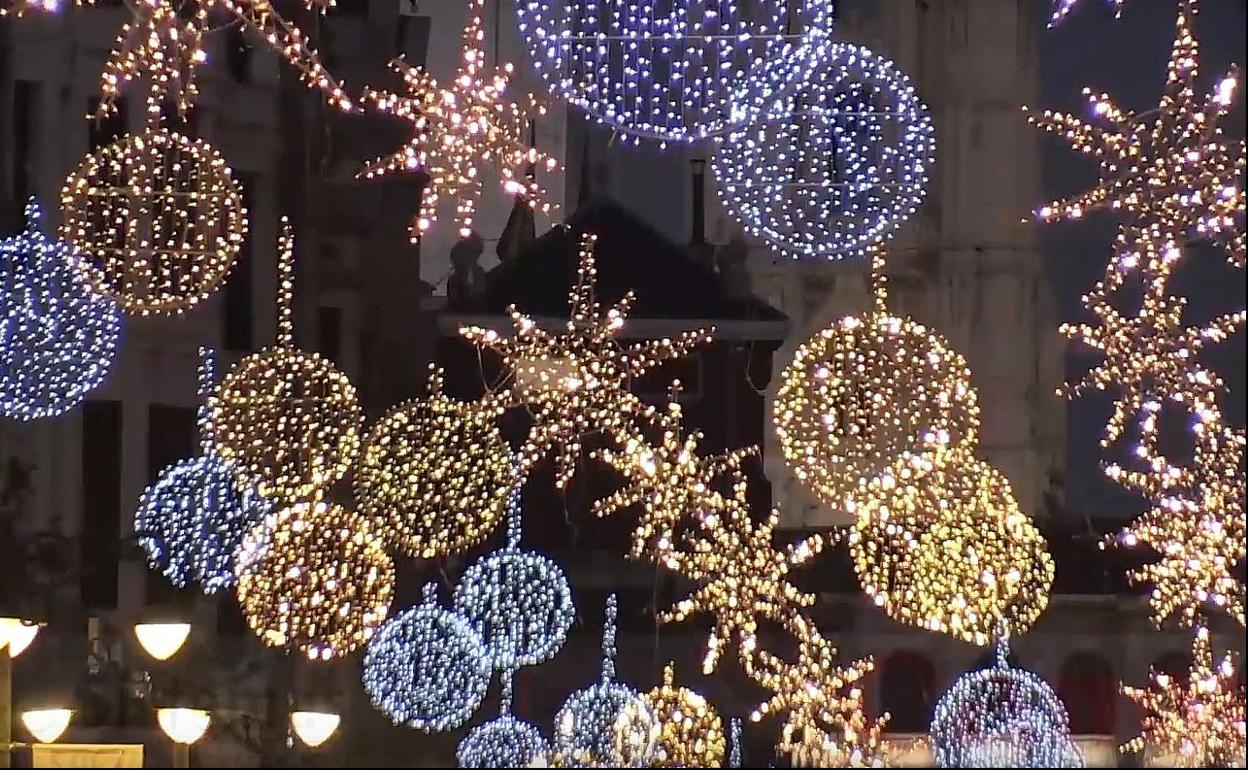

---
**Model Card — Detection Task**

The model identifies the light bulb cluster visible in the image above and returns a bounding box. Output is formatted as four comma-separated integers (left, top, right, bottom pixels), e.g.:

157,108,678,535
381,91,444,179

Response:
743,617,890,769
234,499,395,660
457,670,552,768
355,366,512,559
360,0,558,240
643,663,726,768
930,633,1084,769
515,0,796,145
452,481,575,671
1032,0,1246,630
1048,0,1126,26
59,128,247,315
460,232,712,489
208,220,362,502
0,197,121,420
712,8,935,260
1122,625,1246,768
848,447,1056,646
363,583,491,733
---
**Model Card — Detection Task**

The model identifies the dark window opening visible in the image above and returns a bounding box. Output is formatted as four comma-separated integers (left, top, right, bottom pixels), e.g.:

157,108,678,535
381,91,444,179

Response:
223,173,256,351
81,400,123,608
87,96,128,151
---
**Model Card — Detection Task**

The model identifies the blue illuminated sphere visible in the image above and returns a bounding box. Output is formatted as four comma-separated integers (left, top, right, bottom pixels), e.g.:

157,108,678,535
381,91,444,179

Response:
134,453,270,594
457,714,550,768
0,198,121,420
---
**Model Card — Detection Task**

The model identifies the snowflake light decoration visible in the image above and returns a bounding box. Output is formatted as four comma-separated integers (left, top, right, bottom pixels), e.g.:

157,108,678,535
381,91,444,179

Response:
363,583,491,733
359,0,558,240
460,232,711,489
456,670,551,768
643,663,725,768
0,198,121,420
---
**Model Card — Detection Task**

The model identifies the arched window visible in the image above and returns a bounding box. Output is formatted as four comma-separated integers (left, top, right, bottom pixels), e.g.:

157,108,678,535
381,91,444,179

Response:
1059,652,1116,734
880,649,936,733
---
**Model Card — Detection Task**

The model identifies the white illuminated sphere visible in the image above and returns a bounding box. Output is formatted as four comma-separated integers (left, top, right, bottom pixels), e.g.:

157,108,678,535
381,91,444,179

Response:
713,30,935,260
457,714,551,768
554,684,657,768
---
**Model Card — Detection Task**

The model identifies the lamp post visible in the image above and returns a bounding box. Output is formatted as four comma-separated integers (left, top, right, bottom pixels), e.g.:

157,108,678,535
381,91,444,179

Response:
1,616,41,769
157,707,210,768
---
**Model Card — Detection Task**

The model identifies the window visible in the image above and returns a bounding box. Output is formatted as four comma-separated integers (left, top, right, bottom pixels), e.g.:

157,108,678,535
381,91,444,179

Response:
1059,652,1116,734
334,0,369,14
87,96,127,151
880,650,936,733
223,173,256,351
145,404,198,603
318,306,343,363
226,25,251,84
81,400,123,608
396,15,431,64
12,80,39,214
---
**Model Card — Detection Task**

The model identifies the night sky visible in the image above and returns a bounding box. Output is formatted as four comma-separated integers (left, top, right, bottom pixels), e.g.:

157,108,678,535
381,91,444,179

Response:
1034,0,1246,518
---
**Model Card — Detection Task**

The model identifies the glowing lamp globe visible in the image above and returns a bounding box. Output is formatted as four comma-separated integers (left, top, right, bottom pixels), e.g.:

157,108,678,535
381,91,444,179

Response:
291,711,341,748
0,618,40,657
157,708,211,745
133,622,191,661
21,709,73,743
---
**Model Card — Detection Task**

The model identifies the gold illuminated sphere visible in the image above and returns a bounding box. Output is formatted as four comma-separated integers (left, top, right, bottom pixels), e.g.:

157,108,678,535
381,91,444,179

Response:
59,128,246,315
643,663,726,768
848,448,1055,645
354,367,513,559
235,500,395,660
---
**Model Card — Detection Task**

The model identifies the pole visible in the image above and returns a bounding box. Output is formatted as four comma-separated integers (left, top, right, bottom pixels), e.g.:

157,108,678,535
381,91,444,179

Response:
1,645,10,769
171,743,189,769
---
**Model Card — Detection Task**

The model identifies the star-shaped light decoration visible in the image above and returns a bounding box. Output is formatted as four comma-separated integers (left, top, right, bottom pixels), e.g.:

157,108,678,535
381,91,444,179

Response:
1029,0,1245,267
460,232,712,489
359,0,559,240
742,617,890,768
658,483,826,674
1061,275,1245,447
94,0,353,127
1048,0,1126,27
1122,625,1246,768
593,391,758,558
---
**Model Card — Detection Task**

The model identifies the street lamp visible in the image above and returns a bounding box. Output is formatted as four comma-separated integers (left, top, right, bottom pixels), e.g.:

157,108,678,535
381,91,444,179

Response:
290,711,340,748
0,618,40,658
133,623,191,661
19,708,73,744
158,707,210,768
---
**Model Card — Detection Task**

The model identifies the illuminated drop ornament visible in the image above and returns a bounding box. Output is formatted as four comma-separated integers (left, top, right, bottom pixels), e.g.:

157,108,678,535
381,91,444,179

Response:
0,198,121,421
234,499,395,660
453,480,575,671
208,220,362,502
643,663,725,768
712,7,935,260
515,0,798,145
363,583,490,732
554,595,658,768
930,631,1083,769
59,128,247,315
457,670,551,768
359,0,558,240
135,347,268,593
355,366,512,559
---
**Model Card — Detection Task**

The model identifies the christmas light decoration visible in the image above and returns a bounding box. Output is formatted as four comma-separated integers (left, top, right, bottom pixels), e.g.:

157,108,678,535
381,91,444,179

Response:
457,670,551,768
0,197,121,421
355,366,512,559
848,447,1055,646
234,499,395,660
773,247,979,511
59,128,247,315
712,9,935,260
135,347,269,594
515,0,797,145
208,220,362,502
930,631,1083,768
0,0,59,18
729,718,742,768
94,0,353,127
1048,0,1126,26
642,663,725,768
1028,0,1245,268
453,480,575,671
660,484,825,673
554,594,657,768
461,232,712,489
359,0,557,240
1122,625,1246,768
593,394,757,558
742,617,889,768
362,583,491,733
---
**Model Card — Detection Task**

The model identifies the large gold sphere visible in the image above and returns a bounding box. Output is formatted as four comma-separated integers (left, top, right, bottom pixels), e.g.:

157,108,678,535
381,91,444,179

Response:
235,500,395,660
209,348,362,502
848,448,1055,645
643,664,726,768
59,128,246,315
354,384,512,559
774,312,980,512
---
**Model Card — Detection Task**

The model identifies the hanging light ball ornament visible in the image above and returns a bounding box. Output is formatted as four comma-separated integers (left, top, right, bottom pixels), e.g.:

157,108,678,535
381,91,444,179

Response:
849,448,1055,646
355,367,512,559
643,663,726,768
774,311,980,512
234,500,395,660
59,128,246,315
362,584,491,732
514,0,798,145
931,634,1084,768
453,482,575,671
712,12,935,260
0,198,121,421
456,671,551,768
